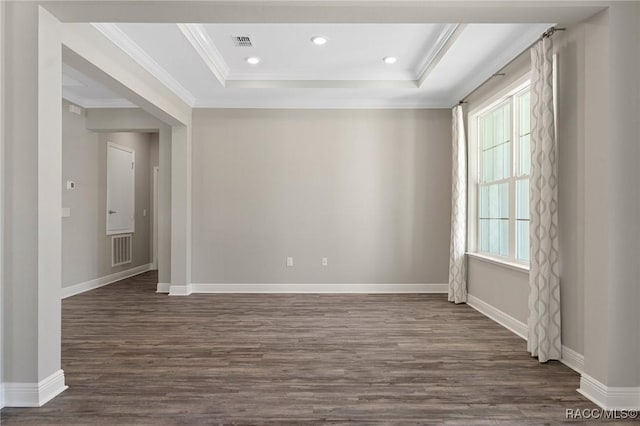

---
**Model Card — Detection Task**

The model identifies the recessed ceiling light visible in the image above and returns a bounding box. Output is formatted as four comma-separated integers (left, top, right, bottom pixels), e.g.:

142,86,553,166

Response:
383,56,397,64
246,57,261,65
311,35,328,46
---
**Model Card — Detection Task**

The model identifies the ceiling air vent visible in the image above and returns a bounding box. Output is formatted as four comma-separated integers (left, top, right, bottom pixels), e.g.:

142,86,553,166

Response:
232,35,253,47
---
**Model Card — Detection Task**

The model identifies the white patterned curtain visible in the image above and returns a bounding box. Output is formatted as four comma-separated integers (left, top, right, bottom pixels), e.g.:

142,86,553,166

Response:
527,36,561,362
448,105,467,304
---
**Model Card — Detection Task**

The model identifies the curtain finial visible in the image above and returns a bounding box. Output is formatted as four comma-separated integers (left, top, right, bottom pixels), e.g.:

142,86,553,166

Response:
541,27,566,39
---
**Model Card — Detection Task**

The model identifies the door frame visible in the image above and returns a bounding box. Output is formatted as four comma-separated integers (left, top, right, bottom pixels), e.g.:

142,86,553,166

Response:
106,141,135,235
152,166,159,270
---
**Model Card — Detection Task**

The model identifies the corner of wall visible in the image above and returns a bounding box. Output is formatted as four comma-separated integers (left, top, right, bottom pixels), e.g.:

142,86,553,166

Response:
578,374,640,410
156,282,170,293
2,369,67,408
168,283,192,296
0,0,5,411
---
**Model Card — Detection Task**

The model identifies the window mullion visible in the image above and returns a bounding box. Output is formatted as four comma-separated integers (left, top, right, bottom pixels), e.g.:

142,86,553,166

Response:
509,179,516,261
476,118,483,252
510,96,517,261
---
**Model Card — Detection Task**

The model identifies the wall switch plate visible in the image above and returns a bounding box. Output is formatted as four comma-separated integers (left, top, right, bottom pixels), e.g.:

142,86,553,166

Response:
143,209,147,217
66,180,76,190
322,257,328,266
286,257,294,267
61,207,71,218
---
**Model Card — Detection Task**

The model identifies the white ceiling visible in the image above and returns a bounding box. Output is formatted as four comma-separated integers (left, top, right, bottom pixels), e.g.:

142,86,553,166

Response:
63,22,551,109
200,24,448,81
62,63,137,108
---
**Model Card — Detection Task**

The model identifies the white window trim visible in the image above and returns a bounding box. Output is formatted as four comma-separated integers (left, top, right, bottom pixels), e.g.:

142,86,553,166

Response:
466,252,529,274
467,73,531,270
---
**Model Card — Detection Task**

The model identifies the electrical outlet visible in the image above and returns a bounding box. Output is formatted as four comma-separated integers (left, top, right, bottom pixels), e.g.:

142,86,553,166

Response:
286,257,294,267
322,257,328,266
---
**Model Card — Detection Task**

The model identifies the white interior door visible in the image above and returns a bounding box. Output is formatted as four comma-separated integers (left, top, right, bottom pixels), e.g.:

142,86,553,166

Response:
107,142,135,234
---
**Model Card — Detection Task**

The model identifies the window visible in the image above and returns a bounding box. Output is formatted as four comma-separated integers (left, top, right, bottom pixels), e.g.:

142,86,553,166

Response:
472,83,530,264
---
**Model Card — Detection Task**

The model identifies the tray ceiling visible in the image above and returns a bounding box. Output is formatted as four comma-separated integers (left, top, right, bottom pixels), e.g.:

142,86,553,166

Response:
63,22,551,109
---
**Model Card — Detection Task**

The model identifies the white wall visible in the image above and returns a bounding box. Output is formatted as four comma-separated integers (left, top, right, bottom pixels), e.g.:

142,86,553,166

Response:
61,99,158,288
191,109,451,286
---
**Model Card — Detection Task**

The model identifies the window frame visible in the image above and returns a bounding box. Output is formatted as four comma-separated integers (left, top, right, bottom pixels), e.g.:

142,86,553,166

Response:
467,75,531,269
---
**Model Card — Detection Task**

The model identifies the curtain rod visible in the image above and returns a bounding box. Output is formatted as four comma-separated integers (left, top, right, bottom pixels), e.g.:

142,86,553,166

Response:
455,26,565,107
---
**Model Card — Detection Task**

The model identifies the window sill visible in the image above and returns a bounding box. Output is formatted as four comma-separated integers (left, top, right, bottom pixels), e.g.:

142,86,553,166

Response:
466,252,530,274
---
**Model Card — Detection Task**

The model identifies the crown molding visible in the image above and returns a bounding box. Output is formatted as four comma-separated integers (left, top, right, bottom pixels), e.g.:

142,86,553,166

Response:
225,79,418,89
92,23,196,106
62,91,137,109
416,23,466,87
61,91,90,108
227,72,418,81
192,97,450,109
178,23,230,87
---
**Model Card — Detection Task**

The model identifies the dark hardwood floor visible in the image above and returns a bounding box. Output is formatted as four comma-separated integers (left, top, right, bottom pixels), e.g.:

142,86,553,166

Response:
2,271,604,424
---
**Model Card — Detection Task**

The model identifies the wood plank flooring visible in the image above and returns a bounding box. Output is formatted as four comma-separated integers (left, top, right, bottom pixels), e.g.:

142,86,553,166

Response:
1,271,605,424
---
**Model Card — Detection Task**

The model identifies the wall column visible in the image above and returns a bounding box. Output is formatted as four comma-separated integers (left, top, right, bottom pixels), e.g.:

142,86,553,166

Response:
2,3,67,406
580,2,640,409
168,124,192,295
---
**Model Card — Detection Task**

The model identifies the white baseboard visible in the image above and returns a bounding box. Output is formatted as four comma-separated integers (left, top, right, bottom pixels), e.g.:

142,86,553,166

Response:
3,369,67,407
185,283,448,294
466,294,584,374
578,373,640,410
560,345,585,375
467,294,528,340
62,263,153,299
169,283,192,296
156,282,171,293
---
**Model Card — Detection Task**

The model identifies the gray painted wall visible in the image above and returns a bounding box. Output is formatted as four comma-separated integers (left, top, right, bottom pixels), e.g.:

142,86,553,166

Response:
86,108,172,284
191,109,452,285
62,99,158,288
465,9,635,361
554,20,587,361
3,0,40,383
467,259,529,324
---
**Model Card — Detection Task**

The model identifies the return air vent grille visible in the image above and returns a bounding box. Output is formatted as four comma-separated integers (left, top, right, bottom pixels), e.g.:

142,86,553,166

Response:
232,35,253,47
111,234,133,267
